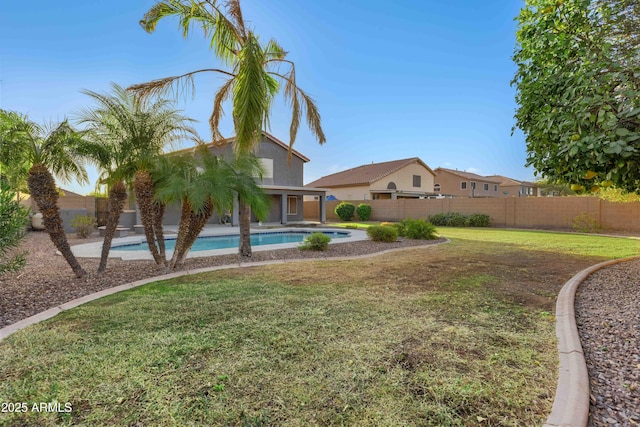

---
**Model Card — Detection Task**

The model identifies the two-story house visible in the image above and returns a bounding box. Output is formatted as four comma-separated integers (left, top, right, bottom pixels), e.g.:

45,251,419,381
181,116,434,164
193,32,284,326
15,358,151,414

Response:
164,132,327,225
485,175,539,197
433,168,502,198
305,157,436,200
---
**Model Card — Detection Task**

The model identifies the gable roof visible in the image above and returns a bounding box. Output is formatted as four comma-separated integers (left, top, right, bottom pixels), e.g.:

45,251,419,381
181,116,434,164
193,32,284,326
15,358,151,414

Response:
485,175,538,187
306,157,434,188
434,167,502,184
171,131,310,162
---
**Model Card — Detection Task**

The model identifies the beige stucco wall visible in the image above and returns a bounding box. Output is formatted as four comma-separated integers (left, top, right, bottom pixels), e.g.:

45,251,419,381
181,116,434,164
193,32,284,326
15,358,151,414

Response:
370,163,435,193
326,185,371,201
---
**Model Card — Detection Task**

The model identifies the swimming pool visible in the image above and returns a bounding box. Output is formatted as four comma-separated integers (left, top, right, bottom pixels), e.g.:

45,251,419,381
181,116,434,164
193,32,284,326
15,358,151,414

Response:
112,230,350,252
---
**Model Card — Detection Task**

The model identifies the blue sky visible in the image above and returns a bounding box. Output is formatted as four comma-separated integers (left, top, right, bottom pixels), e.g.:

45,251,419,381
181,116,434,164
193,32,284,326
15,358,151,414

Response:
1,0,533,194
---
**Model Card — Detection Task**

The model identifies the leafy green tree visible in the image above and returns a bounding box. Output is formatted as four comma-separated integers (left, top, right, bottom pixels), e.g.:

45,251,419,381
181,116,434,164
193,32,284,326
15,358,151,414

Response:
513,0,640,192
0,183,29,275
130,0,325,257
0,109,89,278
77,83,197,271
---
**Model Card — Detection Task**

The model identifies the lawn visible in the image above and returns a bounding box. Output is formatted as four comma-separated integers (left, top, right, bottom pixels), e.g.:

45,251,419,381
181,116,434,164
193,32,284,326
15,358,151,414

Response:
0,229,637,426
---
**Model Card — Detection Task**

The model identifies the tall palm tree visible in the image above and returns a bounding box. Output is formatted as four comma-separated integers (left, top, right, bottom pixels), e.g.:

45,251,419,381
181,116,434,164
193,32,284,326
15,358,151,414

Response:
0,110,88,278
76,83,198,271
129,0,325,257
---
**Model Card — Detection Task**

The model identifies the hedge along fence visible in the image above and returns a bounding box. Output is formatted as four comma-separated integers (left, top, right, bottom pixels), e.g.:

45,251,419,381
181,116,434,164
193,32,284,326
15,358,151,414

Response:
303,197,640,232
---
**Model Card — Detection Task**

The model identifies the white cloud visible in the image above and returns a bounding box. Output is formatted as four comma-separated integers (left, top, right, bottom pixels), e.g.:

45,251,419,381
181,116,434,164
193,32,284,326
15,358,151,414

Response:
465,167,482,175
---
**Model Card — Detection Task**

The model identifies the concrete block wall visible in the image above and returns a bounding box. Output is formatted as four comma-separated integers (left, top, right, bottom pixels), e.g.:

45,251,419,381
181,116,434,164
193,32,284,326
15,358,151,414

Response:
306,197,640,232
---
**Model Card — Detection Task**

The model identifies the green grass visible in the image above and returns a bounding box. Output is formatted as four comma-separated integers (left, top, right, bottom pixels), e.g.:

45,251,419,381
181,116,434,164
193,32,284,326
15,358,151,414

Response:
0,228,637,426
438,227,640,259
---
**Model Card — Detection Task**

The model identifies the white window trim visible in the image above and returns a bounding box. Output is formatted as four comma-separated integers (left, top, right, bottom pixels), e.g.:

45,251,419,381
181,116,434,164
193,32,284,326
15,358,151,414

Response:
287,196,297,215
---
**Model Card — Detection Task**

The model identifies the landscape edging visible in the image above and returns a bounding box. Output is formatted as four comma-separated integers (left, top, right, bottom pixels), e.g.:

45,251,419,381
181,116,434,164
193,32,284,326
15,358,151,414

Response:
544,255,640,427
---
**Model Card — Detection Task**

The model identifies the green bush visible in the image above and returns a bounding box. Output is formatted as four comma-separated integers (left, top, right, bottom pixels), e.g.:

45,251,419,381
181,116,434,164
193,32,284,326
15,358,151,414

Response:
299,232,331,251
465,213,491,227
0,183,29,274
366,225,398,242
335,202,355,221
356,203,372,221
71,215,97,238
428,212,490,227
399,218,438,240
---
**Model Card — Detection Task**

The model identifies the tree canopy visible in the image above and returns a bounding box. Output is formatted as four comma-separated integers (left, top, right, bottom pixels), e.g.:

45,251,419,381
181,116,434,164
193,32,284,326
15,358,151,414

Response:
513,0,640,193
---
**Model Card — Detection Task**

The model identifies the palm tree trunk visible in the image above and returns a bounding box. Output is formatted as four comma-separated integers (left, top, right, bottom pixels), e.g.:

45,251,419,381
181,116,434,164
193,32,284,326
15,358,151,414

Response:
152,201,167,262
27,164,86,278
98,180,127,273
169,199,193,269
238,199,252,257
134,169,165,266
170,199,213,270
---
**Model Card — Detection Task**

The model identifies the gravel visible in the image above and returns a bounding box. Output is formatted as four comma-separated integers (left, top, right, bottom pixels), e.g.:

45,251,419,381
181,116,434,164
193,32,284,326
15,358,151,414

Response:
575,259,640,427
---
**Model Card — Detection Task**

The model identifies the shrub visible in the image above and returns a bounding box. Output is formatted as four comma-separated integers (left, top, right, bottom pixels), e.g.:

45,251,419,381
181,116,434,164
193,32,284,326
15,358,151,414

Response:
356,203,372,221
399,218,438,240
0,184,29,274
465,213,491,227
427,213,449,226
572,212,601,233
299,232,331,251
71,215,97,238
428,212,490,227
445,212,468,227
366,225,398,242
335,202,355,221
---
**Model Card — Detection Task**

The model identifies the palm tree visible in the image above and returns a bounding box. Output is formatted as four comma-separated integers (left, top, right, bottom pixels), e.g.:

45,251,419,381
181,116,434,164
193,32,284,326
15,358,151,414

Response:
154,146,268,269
76,83,198,271
129,0,325,257
0,110,88,278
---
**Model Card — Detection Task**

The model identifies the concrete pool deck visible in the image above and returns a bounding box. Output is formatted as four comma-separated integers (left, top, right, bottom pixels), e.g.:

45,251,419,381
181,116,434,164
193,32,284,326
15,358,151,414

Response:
71,225,369,260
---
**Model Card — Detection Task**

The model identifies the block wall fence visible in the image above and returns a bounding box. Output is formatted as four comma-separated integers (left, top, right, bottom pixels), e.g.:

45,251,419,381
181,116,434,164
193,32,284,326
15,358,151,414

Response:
304,197,640,232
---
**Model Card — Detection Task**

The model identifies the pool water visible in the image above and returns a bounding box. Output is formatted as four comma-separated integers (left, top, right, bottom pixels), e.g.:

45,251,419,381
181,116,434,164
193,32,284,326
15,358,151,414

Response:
112,230,349,252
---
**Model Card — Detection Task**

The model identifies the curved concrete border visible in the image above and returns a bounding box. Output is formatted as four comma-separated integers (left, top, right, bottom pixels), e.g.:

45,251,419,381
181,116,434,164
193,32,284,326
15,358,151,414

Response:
544,255,640,427
0,239,449,342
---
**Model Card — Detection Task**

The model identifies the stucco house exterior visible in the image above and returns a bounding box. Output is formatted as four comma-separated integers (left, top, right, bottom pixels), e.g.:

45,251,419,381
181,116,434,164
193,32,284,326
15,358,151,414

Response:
485,175,540,197
433,168,502,198
305,157,436,200
164,132,327,225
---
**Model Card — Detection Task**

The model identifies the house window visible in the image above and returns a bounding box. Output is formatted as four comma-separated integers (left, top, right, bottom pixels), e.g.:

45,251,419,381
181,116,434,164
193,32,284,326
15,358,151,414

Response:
483,183,489,191
461,181,467,190
434,183,441,192
471,181,477,189
287,196,297,215
387,182,397,190
258,158,273,178
494,185,498,191
413,175,421,188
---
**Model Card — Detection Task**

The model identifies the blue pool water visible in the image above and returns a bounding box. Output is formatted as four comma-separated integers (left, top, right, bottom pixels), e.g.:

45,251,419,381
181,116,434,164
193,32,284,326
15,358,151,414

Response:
112,230,349,252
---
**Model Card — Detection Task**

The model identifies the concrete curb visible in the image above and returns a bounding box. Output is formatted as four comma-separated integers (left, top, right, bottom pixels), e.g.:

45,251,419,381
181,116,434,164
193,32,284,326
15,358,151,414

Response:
544,255,640,427
0,239,449,342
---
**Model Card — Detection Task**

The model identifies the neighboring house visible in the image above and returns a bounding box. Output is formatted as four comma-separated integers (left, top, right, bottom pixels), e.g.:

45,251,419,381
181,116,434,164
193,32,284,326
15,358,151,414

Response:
486,175,540,197
165,132,327,225
305,157,436,200
433,168,502,198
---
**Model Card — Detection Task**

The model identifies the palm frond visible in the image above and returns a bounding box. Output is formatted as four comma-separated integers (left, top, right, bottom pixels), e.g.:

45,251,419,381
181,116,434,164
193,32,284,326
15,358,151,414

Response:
127,68,234,101
209,76,235,142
